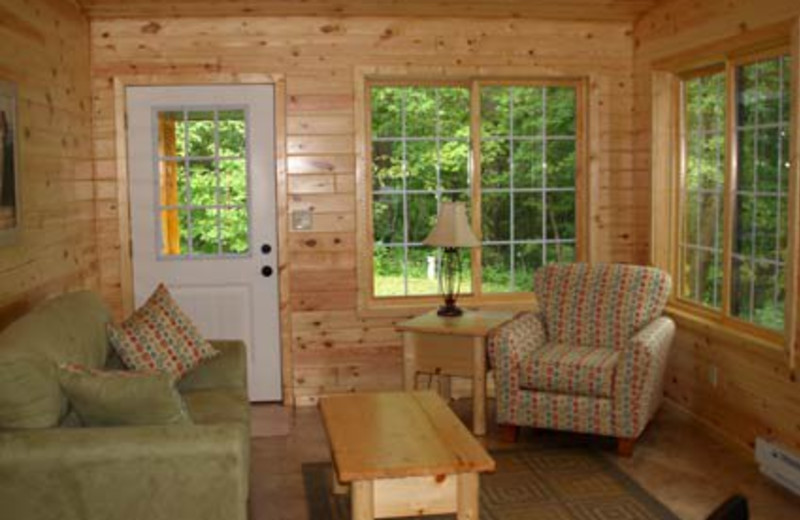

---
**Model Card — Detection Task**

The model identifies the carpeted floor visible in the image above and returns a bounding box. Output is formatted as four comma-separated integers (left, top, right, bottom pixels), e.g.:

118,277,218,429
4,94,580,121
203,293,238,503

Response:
302,445,680,520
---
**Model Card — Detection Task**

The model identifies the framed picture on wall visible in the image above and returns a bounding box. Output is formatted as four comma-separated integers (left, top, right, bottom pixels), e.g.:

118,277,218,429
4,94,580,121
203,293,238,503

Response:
0,81,19,244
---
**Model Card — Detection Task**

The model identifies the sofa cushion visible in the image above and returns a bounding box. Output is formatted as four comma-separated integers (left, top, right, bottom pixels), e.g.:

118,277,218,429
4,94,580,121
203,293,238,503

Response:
182,388,250,426
58,364,192,427
0,291,112,429
533,263,672,349
519,345,620,398
108,284,218,379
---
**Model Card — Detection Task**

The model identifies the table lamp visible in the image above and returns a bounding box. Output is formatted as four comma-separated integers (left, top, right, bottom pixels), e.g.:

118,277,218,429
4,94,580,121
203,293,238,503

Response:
423,201,480,317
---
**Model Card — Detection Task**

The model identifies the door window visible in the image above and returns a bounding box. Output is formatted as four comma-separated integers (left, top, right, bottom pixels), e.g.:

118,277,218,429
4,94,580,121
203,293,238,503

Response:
156,108,250,258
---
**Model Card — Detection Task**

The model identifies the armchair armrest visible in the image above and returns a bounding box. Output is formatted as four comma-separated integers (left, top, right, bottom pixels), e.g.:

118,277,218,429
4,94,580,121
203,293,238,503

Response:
613,316,676,438
0,423,248,520
178,340,247,392
488,312,547,371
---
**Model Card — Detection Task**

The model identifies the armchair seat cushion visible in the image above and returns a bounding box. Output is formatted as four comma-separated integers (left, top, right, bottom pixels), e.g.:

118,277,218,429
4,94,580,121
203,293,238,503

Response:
519,345,619,398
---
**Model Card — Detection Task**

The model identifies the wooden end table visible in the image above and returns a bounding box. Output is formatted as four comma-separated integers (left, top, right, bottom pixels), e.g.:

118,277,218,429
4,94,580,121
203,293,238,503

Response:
395,309,516,436
320,391,495,520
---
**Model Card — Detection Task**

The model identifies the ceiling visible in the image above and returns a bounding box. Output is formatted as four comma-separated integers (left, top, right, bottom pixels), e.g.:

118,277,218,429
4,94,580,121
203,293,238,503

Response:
75,0,663,22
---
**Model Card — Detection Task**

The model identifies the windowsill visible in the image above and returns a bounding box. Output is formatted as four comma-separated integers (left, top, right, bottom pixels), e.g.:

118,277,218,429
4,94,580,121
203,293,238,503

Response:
665,300,785,356
357,293,537,319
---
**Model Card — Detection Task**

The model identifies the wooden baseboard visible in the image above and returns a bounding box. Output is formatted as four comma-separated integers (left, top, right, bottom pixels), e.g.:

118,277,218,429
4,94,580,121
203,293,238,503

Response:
661,398,755,458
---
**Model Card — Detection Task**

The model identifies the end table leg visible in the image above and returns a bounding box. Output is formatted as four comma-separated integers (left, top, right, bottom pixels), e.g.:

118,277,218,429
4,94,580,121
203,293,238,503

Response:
331,467,349,495
351,480,374,520
472,337,486,436
403,332,417,391
438,374,452,402
457,473,479,520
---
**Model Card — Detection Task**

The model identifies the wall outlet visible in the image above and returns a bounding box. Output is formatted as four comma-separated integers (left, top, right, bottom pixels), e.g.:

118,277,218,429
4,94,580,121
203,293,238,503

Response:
708,365,719,388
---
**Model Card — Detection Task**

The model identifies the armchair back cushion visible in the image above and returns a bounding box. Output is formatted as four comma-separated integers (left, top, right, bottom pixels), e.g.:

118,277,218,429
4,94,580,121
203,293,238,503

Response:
533,263,671,349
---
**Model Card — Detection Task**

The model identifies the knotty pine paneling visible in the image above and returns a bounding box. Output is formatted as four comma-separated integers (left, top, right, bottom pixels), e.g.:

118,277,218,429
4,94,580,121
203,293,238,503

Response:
0,0,98,328
634,0,800,449
77,0,659,23
91,16,639,404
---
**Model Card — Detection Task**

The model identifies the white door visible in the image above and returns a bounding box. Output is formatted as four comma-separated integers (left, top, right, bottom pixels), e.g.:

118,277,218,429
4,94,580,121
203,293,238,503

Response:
126,85,281,402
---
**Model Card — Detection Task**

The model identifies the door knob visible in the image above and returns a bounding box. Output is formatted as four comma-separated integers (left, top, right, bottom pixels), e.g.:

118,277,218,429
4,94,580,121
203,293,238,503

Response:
261,266,273,277
261,244,272,254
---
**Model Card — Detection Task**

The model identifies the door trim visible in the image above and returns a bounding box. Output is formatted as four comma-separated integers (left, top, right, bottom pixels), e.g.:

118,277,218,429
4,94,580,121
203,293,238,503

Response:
111,73,293,406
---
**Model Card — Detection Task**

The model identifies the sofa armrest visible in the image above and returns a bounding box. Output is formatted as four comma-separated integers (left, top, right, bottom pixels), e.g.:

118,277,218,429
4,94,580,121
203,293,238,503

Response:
178,340,247,393
613,316,676,438
0,423,248,520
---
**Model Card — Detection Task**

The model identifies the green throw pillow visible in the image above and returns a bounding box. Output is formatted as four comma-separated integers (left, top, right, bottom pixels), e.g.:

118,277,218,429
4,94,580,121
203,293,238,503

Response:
58,364,192,427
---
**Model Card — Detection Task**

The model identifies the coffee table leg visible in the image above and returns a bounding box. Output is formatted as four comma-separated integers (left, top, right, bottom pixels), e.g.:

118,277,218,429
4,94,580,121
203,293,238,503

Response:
472,337,486,436
402,332,417,391
457,473,479,519
352,480,374,520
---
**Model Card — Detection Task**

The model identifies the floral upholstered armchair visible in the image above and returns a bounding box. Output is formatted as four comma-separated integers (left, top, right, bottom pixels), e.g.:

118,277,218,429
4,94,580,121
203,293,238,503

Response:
489,263,675,456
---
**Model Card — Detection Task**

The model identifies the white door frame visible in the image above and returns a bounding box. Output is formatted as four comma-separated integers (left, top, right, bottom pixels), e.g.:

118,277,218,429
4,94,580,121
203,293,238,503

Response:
110,74,293,405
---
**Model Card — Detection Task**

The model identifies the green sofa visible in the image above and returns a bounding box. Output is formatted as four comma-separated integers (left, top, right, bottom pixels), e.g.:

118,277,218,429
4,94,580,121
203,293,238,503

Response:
0,291,250,520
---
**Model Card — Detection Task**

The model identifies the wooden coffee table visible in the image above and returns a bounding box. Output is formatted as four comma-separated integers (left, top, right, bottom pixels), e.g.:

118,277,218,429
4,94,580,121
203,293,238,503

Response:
396,310,517,436
319,391,495,520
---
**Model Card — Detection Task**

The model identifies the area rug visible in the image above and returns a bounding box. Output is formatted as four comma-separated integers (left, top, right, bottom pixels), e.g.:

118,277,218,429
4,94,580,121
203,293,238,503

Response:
302,446,679,519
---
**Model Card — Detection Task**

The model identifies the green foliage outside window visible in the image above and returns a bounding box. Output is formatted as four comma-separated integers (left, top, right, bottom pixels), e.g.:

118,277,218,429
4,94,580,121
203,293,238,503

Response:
160,109,249,256
680,55,791,332
370,83,579,297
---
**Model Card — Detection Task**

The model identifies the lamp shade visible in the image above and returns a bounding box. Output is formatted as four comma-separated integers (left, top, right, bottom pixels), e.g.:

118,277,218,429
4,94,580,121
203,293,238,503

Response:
423,201,480,248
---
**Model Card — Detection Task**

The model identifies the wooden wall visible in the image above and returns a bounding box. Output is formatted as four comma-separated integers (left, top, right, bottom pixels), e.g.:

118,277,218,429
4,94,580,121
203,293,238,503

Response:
634,0,800,450
90,16,641,404
0,0,98,327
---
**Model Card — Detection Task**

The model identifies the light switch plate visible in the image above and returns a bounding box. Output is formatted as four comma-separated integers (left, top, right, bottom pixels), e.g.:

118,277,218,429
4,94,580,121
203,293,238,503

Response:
291,209,313,231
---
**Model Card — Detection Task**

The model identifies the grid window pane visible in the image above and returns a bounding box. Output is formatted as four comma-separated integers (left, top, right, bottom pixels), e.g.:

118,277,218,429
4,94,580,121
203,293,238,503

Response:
373,245,405,296
186,111,216,158
370,85,472,297
732,55,790,331
480,138,510,188
221,207,249,254
156,108,250,258
218,110,246,156
513,192,543,241
679,72,725,309
482,245,512,293
372,194,404,245
482,192,511,241
190,208,219,254
480,85,578,294
372,141,403,191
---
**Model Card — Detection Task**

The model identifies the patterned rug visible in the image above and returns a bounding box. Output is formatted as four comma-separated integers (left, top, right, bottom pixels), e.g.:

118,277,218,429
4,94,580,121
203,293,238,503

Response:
302,446,679,519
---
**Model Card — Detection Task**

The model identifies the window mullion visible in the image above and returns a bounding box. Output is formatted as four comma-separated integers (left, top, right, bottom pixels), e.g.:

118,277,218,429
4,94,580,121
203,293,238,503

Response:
720,61,737,319
470,81,483,298
401,89,410,297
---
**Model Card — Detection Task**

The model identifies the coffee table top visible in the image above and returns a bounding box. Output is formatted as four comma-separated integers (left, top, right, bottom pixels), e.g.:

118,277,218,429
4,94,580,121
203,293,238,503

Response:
319,391,495,482
395,309,517,337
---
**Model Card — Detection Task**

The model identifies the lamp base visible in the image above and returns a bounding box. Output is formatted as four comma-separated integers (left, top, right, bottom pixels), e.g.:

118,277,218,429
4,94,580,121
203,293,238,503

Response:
436,302,463,317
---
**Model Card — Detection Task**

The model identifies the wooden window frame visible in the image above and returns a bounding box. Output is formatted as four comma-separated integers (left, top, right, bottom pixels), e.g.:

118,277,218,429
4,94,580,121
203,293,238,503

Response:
356,75,589,315
652,20,800,359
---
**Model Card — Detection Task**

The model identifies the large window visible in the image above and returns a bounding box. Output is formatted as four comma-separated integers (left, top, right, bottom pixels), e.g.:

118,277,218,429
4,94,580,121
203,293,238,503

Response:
368,81,582,299
678,51,792,334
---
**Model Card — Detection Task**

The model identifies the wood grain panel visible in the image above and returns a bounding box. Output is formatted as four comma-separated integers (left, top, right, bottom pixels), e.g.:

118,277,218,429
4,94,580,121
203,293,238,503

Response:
91,15,638,405
635,0,800,450
0,0,98,329
78,0,658,22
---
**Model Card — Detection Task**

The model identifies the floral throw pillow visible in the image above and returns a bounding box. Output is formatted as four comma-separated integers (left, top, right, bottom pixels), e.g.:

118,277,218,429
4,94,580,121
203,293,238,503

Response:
107,284,218,379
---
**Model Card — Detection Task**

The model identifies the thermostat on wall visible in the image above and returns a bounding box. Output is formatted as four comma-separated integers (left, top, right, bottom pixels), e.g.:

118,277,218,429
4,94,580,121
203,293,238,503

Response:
291,209,313,231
